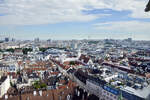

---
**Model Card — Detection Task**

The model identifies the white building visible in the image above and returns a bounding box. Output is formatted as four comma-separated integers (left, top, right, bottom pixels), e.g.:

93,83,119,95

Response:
86,79,122,100
0,76,10,98
59,49,81,63
86,79,102,97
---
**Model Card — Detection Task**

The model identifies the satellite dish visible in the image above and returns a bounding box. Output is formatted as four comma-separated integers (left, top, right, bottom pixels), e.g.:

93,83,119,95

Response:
145,0,150,12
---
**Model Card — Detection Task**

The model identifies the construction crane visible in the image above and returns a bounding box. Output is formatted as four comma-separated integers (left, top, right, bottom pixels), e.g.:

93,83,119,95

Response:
145,0,150,12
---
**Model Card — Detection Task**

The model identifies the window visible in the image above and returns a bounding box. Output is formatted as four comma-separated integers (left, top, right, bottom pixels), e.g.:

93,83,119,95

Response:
107,92,109,96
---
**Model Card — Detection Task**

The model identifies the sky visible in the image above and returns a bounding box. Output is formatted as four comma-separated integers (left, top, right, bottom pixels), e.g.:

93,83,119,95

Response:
0,0,150,40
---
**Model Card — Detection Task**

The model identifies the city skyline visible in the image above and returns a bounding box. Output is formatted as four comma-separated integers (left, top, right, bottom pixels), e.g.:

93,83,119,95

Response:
0,0,150,40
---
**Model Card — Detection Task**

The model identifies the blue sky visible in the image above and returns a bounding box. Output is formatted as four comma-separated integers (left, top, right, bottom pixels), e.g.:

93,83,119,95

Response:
0,0,150,40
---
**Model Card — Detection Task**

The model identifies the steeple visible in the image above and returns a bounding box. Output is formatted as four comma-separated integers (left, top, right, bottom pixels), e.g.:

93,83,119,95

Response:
78,49,81,58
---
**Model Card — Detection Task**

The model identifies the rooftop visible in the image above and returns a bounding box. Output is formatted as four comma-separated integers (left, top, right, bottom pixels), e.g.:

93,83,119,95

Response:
0,76,7,85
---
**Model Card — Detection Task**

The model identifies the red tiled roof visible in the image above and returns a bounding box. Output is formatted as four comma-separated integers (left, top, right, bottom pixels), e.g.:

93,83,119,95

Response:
25,67,47,71
50,72,59,75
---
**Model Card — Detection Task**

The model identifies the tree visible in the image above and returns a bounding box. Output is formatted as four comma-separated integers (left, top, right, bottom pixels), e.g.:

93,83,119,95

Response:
33,81,40,89
39,48,47,52
40,83,47,88
33,81,47,89
22,48,33,54
6,48,14,53
70,61,75,65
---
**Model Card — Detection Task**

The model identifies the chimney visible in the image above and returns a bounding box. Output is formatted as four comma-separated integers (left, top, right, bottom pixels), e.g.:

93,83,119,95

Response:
5,95,8,100
39,91,42,96
33,91,37,96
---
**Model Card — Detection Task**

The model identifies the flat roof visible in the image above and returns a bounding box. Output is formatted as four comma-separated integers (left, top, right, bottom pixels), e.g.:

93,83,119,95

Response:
121,85,150,99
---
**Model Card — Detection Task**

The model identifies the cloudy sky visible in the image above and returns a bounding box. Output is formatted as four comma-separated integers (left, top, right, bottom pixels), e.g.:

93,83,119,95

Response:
0,0,150,40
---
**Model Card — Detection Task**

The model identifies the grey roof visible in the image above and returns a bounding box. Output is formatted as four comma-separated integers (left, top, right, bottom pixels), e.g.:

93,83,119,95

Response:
0,76,7,85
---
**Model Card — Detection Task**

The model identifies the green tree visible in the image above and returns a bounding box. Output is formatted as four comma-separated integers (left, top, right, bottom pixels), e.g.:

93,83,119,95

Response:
22,48,33,54
33,81,47,89
6,48,14,53
70,61,75,65
40,83,47,88
39,48,47,52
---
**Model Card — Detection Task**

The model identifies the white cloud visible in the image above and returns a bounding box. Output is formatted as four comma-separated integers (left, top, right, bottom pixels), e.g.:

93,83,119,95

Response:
0,0,149,25
94,21,150,34
0,0,96,25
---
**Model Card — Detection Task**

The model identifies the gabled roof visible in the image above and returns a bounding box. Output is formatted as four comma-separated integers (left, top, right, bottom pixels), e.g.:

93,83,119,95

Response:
0,76,7,85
